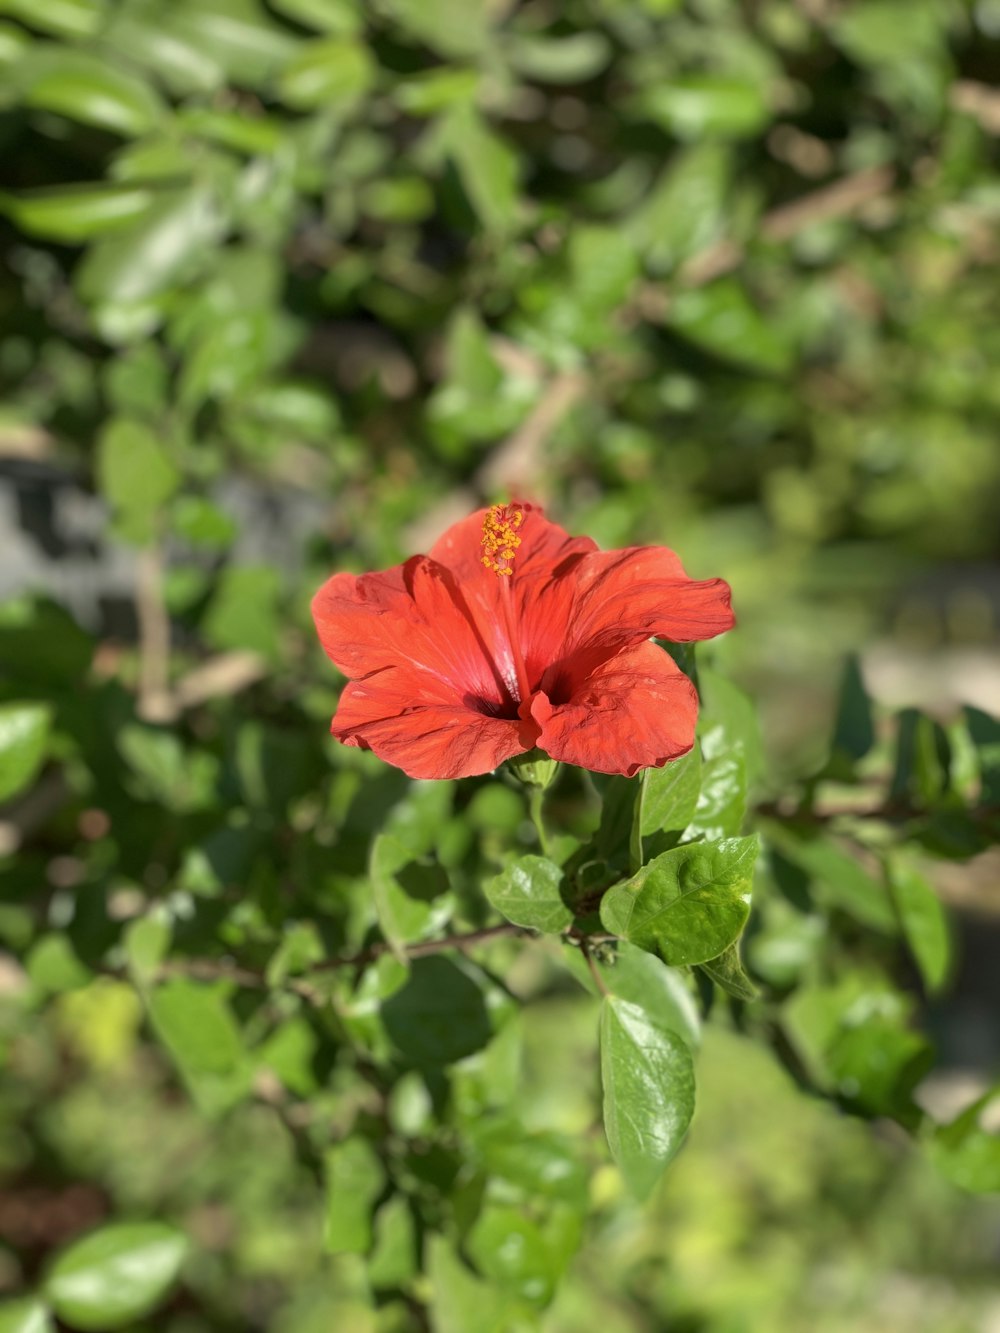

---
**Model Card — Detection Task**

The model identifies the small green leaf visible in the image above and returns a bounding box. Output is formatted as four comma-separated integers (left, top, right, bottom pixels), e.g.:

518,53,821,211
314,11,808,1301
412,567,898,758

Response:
669,278,792,375
371,832,451,956
506,31,611,84
15,47,164,136
323,1137,385,1254
600,995,695,1199
97,419,179,541
485,854,571,933
564,941,700,1050
645,75,770,141
830,654,874,767
888,855,951,994
0,703,51,804
278,36,373,110
929,1089,1000,1194
147,980,251,1115
0,1297,53,1333
443,106,519,233
45,1222,187,1331
427,1236,518,1333
601,835,758,966
698,941,758,1001
0,183,157,243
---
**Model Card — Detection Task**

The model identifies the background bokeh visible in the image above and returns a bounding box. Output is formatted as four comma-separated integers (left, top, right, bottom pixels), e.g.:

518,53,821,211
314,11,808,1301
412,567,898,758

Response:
2,0,999,1329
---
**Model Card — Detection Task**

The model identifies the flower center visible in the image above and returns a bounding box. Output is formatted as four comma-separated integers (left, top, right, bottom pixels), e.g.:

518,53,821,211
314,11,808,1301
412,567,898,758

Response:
481,504,533,706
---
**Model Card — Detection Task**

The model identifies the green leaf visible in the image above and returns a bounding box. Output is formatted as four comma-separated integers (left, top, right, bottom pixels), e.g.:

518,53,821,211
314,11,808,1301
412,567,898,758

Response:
78,186,227,308
147,980,251,1115
485,854,571,933
669,278,792,376
370,832,451,956
368,1196,417,1289
14,47,164,136
269,0,359,33
642,747,702,839
506,31,611,84
600,995,696,1199
645,75,770,141
26,935,92,996
965,706,1000,803
0,0,103,39
323,1137,385,1254
830,654,874,768
888,855,951,994
601,835,758,967
698,941,758,1001
467,1204,557,1306
594,772,643,876
0,183,157,243
0,1298,53,1333
766,827,898,933
381,956,496,1066
443,106,519,233
381,0,490,58
929,1089,1000,1194
97,419,179,541
427,1236,518,1333
278,36,374,111
0,703,50,804
564,940,700,1050
45,1223,187,1331
630,143,731,273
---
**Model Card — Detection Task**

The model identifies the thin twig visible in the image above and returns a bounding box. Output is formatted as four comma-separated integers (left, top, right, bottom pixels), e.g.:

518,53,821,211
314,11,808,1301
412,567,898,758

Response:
148,922,530,1000
580,937,610,999
135,545,172,723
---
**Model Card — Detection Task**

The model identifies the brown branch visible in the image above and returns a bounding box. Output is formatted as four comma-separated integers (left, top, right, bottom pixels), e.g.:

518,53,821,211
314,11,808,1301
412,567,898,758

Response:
148,922,530,1002
135,545,172,723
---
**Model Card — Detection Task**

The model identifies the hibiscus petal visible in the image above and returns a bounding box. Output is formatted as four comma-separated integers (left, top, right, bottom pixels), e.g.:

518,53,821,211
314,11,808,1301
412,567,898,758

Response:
312,555,508,708
530,643,698,777
554,545,734,655
332,668,531,780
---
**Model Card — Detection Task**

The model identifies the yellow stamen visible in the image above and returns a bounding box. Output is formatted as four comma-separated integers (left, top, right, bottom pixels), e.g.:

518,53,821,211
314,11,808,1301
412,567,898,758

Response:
481,504,523,577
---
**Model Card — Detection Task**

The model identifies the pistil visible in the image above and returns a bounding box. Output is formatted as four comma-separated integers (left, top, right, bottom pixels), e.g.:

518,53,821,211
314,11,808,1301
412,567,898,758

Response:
481,503,533,706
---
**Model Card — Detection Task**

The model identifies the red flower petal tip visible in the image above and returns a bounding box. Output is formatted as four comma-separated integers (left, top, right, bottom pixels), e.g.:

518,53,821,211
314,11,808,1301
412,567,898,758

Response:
311,505,734,780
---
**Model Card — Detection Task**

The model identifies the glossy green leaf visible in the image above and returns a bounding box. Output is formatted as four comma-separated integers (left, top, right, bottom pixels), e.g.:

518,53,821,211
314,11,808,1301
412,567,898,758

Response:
888,855,951,993
381,0,490,57
966,706,1000,803
0,1299,53,1333
15,48,163,136
0,703,51,804
45,1223,187,1331
507,31,611,84
0,183,157,243
164,0,298,88
323,1137,385,1253
601,835,758,966
600,995,696,1199
564,940,701,1050
485,854,572,933
642,747,702,839
631,143,730,273
767,827,898,933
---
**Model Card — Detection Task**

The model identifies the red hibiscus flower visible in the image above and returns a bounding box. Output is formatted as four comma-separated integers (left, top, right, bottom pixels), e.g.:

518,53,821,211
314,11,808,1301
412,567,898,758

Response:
311,504,734,780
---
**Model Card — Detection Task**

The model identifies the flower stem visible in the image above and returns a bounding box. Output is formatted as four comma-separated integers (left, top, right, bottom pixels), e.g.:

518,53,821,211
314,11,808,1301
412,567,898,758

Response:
529,786,551,856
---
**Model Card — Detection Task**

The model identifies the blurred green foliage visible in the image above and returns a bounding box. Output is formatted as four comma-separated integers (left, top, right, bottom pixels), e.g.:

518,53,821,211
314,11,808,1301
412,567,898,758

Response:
2,0,1000,1328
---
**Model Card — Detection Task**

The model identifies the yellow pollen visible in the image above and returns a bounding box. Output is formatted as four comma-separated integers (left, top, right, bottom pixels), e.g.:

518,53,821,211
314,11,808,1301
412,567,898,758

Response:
481,504,523,577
